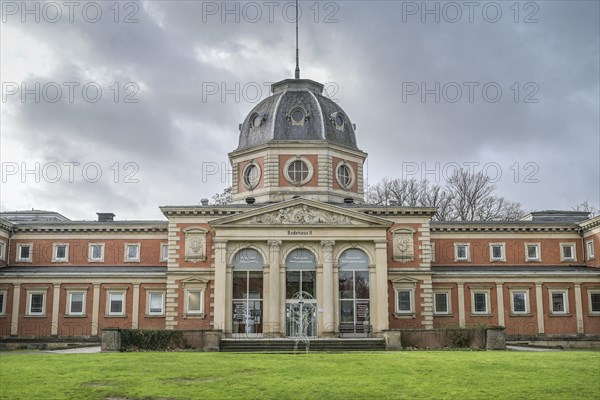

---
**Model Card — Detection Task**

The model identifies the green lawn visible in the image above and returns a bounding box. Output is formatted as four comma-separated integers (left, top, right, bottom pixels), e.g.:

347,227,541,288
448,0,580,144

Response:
1,351,599,399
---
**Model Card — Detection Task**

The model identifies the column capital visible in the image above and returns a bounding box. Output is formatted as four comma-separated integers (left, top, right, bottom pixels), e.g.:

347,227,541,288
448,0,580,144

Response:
320,240,335,250
267,240,282,248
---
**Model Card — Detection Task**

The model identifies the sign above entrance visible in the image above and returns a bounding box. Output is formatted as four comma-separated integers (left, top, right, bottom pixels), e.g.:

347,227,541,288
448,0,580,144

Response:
339,249,369,270
286,249,317,270
232,248,264,270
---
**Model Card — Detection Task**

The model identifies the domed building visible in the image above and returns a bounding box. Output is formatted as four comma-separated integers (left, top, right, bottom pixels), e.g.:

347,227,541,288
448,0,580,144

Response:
0,73,599,350
230,78,366,205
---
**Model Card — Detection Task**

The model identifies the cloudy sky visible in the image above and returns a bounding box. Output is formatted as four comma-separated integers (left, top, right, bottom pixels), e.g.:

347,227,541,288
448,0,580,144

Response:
1,0,599,220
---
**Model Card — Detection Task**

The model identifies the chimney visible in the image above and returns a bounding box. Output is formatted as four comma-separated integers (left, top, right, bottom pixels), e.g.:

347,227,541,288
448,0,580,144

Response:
97,213,115,222
246,197,256,205
200,198,209,206
389,200,398,206
344,198,354,205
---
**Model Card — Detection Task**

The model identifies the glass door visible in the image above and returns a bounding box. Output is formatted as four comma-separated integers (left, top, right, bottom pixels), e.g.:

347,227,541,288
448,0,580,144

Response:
232,270,263,334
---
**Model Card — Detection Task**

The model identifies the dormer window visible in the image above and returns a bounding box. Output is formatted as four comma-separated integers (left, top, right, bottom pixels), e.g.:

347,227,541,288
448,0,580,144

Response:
251,113,263,128
289,107,308,126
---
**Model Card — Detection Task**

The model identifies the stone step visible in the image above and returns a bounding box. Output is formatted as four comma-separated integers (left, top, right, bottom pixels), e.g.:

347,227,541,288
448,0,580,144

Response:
220,339,386,352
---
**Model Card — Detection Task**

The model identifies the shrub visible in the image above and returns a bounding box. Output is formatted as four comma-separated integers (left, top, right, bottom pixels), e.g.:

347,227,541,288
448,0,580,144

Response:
119,329,188,351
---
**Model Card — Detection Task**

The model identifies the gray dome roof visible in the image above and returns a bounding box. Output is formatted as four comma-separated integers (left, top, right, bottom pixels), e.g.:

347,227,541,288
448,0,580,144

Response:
237,79,358,151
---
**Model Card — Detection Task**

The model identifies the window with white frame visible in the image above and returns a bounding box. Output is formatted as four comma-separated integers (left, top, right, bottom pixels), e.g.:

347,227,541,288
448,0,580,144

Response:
490,243,505,262
27,290,46,316
124,243,140,262
549,289,568,315
471,290,489,314
454,243,470,262
0,241,5,261
186,289,204,315
52,243,69,262
147,292,164,315
396,289,413,314
67,291,86,316
160,244,169,262
589,291,600,314
0,289,7,315
17,243,33,262
510,290,529,314
587,240,595,260
433,291,450,315
107,291,126,316
525,243,541,262
89,243,105,262
560,243,576,262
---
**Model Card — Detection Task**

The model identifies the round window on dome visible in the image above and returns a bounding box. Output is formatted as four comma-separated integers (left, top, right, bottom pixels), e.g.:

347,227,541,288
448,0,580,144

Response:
335,114,344,127
284,158,313,186
336,163,354,189
243,163,260,190
291,109,305,123
252,114,263,128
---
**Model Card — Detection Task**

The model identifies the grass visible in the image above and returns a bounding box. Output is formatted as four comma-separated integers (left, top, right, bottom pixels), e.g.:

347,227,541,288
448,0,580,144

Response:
1,351,599,399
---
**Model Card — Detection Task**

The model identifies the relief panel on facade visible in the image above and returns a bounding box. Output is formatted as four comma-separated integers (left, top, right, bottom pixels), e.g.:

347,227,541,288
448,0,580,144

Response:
184,228,207,262
252,205,353,225
393,229,415,262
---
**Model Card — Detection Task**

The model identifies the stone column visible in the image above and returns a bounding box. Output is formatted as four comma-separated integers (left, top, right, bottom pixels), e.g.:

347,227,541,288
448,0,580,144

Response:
496,283,505,327
457,283,465,327
91,284,100,336
574,284,584,334
535,283,545,334
11,284,21,336
132,284,140,329
374,240,389,333
268,240,282,336
321,240,335,333
213,240,227,331
51,284,61,336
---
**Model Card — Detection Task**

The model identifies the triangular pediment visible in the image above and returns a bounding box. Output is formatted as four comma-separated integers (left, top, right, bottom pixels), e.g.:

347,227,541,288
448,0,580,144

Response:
210,198,392,228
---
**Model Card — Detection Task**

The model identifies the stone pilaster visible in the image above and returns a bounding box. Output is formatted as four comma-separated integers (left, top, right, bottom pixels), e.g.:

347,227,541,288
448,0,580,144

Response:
212,240,228,330
374,240,389,333
267,240,282,335
321,240,335,333
91,284,100,335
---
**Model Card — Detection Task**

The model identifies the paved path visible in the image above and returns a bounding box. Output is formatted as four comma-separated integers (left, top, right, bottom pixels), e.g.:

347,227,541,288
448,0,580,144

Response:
507,345,561,352
45,346,101,354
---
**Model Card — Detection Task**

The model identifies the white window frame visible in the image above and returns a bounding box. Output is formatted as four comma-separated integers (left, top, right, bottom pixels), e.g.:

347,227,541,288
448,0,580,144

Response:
147,291,165,316
588,290,600,315
52,243,69,262
0,289,7,315
283,156,314,186
489,243,506,262
185,289,205,315
587,240,595,261
525,242,541,262
88,243,105,262
560,242,576,262
0,241,5,261
471,290,490,315
433,291,451,315
106,290,127,316
160,243,169,262
510,289,530,315
26,289,47,316
124,243,141,262
549,289,569,315
395,288,414,314
17,243,33,262
454,243,470,262
66,290,87,316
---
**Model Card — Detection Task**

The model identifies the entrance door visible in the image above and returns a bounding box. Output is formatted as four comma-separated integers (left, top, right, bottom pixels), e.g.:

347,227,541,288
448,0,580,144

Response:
286,291,317,337
285,249,317,337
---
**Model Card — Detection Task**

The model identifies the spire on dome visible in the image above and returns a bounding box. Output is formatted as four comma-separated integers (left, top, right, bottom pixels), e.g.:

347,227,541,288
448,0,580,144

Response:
294,0,300,79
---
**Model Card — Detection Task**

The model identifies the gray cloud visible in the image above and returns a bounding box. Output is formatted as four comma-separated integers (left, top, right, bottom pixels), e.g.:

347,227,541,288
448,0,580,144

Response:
1,0,598,219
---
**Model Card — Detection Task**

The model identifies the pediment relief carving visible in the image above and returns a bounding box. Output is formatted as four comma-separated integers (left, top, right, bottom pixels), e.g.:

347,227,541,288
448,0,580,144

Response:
251,205,353,225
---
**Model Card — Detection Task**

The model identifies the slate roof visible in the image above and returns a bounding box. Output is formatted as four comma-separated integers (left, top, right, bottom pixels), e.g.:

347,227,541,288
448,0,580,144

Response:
236,79,358,151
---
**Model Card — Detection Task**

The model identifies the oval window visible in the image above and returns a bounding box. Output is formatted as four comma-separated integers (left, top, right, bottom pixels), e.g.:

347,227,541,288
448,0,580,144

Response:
337,164,352,188
243,163,260,189
287,160,309,185
291,109,305,123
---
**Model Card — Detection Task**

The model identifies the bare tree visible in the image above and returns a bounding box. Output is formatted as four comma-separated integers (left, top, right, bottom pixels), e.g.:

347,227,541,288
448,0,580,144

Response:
212,187,232,205
571,201,599,218
367,169,524,221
